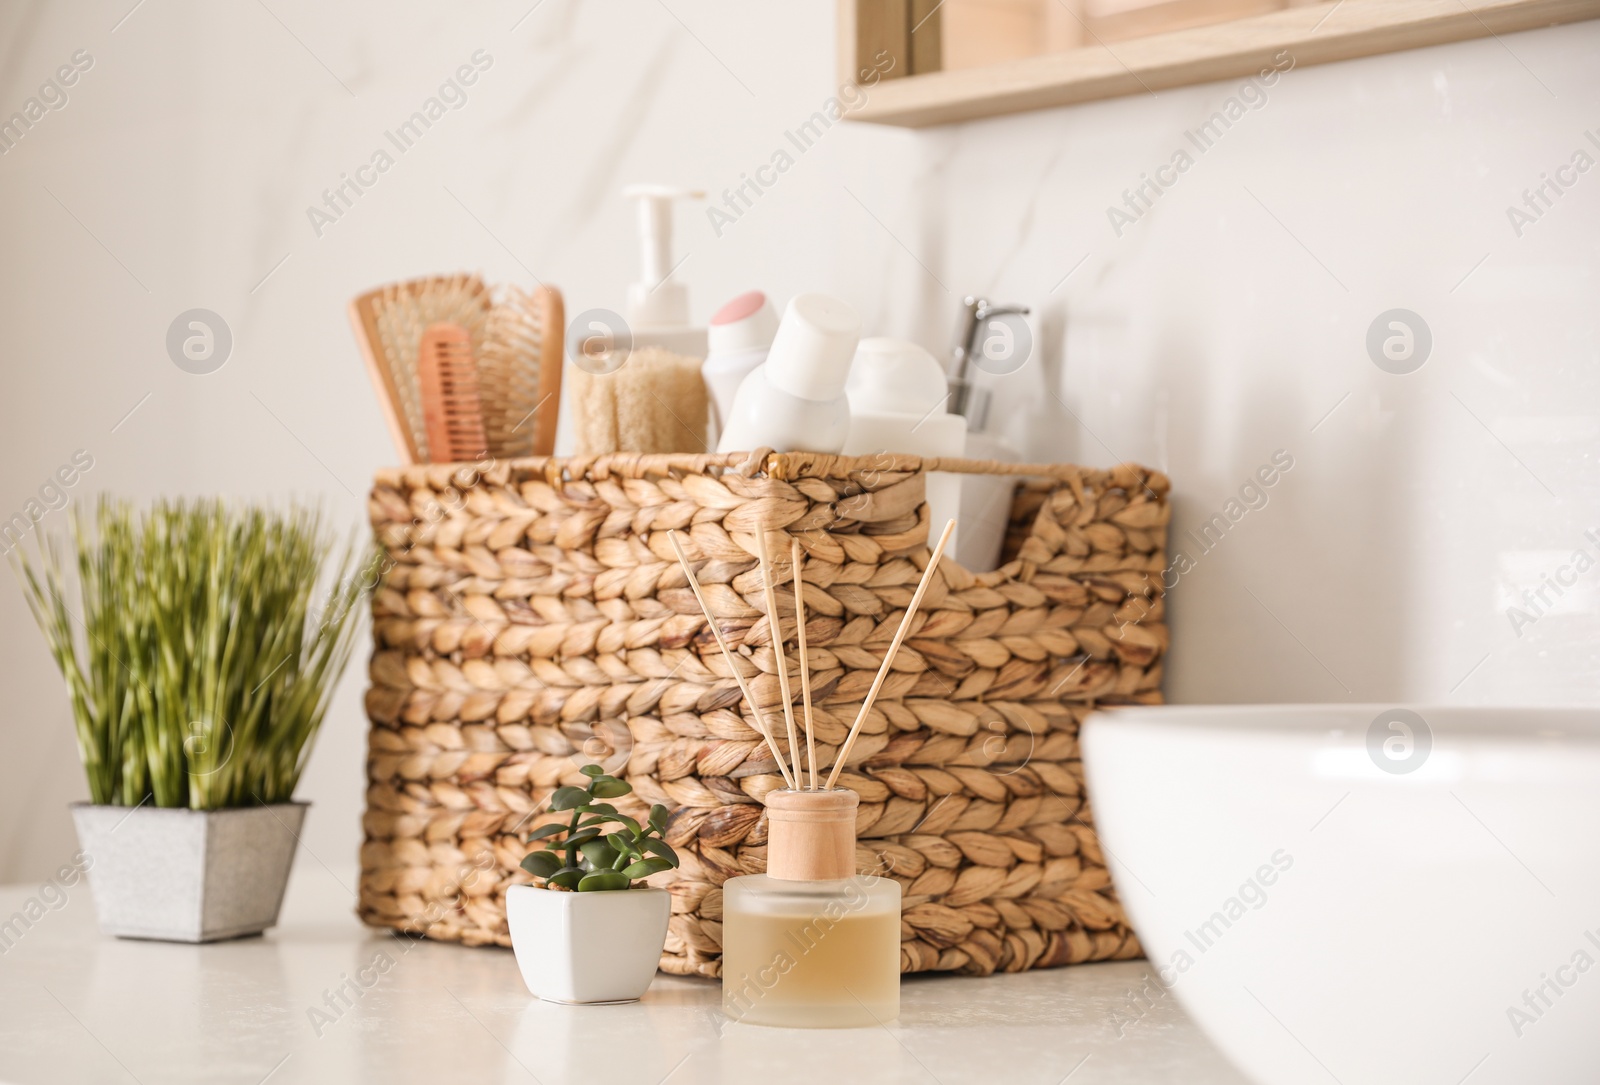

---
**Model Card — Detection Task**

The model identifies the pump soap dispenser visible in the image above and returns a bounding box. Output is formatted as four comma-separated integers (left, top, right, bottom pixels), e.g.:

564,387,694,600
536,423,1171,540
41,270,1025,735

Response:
623,184,707,357
949,297,1030,573
668,521,956,1028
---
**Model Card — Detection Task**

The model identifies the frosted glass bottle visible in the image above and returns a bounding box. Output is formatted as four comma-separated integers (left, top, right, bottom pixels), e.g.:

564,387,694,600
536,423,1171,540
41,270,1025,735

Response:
721,788,901,1028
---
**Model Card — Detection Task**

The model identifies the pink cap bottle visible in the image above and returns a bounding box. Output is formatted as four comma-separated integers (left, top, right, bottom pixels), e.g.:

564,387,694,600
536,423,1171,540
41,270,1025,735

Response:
703,291,779,432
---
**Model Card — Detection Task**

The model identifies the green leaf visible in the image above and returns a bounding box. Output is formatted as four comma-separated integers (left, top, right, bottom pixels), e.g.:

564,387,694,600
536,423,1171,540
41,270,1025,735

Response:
576,871,631,892
549,785,589,811
526,823,564,842
589,777,633,799
575,803,617,817
649,804,668,832
566,827,601,848
520,851,561,879
548,867,584,890
640,837,680,866
579,764,604,777
579,837,617,869
620,857,673,880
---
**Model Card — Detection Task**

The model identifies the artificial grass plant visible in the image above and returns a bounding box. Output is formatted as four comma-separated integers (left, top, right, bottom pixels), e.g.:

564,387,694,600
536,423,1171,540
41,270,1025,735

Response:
15,498,377,809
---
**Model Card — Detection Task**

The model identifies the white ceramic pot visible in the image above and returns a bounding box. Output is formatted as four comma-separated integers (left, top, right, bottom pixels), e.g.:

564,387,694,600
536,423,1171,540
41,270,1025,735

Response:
1083,705,1600,1085
506,884,671,1004
70,801,306,942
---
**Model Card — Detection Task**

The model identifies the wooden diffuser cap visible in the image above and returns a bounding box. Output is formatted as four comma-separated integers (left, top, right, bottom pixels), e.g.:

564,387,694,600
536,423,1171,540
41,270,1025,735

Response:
765,789,858,882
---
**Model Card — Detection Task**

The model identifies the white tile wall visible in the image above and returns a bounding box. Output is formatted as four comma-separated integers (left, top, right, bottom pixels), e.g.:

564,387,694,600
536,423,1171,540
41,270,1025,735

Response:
0,0,1594,881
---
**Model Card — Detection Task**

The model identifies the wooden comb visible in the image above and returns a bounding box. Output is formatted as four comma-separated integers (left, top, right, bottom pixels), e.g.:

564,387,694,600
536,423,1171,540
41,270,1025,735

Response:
417,322,489,463
348,274,490,463
349,274,563,462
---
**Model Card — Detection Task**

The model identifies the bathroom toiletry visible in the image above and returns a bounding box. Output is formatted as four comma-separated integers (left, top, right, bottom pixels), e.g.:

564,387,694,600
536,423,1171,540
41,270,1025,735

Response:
669,520,951,1028
715,293,859,454
843,337,967,553
720,788,902,1028
569,346,709,456
417,322,489,463
948,297,1029,428
349,273,491,463
702,290,779,436
479,284,564,457
349,274,565,462
948,297,1030,572
623,184,707,357
958,429,1020,567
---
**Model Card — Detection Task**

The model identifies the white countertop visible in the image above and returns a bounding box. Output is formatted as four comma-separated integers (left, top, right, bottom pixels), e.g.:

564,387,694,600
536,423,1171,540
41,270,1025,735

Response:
0,865,1246,1085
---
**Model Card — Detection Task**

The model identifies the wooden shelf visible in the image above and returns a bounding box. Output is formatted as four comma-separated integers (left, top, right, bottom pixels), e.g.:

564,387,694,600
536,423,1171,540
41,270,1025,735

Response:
841,0,1600,127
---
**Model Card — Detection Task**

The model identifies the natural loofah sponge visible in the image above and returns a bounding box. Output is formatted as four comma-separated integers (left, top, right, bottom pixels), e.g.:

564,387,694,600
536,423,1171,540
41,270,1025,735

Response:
568,346,709,455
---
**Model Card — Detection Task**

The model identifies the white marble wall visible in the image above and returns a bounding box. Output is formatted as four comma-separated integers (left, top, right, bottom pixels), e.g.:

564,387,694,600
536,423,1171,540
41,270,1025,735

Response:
1,0,1595,882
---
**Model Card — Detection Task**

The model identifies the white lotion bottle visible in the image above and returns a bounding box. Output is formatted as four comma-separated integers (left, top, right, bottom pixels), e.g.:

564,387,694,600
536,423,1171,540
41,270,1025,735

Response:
702,291,779,440
716,294,859,455
623,184,707,357
842,338,967,553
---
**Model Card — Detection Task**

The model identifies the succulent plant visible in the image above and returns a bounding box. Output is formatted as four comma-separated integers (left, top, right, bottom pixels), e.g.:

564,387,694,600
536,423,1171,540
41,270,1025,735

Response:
519,766,679,891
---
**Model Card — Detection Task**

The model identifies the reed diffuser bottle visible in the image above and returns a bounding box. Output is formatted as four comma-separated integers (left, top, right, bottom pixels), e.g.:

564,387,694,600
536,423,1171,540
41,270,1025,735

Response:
721,788,901,1028
668,519,955,1030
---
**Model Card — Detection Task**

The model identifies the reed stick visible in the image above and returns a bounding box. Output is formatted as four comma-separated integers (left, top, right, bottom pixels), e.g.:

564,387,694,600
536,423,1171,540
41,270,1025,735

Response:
756,529,803,790
825,518,956,791
667,530,796,789
792,537,816,791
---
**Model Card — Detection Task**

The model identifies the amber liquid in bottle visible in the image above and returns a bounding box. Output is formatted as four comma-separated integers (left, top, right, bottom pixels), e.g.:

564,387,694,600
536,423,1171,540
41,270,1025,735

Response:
722,874,901,1027
721,789,901,1028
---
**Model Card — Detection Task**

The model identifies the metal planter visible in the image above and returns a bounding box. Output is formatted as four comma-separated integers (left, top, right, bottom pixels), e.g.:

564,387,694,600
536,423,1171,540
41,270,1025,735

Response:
70,802,307,942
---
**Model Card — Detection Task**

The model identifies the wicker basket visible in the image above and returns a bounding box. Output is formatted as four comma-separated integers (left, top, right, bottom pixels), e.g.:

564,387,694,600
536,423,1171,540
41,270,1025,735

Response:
360,451,1169,977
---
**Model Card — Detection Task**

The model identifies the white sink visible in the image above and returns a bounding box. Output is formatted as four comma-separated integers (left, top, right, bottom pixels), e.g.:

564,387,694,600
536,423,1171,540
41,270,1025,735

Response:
1082,705,1600,1085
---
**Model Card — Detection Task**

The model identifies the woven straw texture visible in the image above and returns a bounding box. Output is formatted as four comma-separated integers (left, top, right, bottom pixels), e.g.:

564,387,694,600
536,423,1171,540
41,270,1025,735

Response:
360,451,1169,977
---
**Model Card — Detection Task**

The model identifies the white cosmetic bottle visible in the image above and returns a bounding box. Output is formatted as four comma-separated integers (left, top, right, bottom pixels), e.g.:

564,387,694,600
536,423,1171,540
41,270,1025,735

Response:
715,294,859,455
842,338,967,552
622,184,707,357
702,291,779,439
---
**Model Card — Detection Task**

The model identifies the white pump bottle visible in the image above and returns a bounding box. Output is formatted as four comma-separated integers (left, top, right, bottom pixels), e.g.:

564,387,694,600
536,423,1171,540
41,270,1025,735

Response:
622,184,707,357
